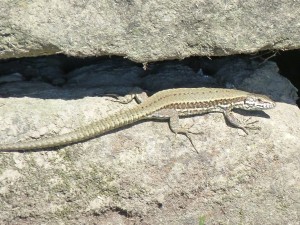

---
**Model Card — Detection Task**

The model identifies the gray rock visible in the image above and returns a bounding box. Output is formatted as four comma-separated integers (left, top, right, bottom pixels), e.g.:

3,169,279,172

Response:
0,62,299,224
141,62,216,92
214,58,298,102
1,1,299,62
66,59,143,88
0,72,23,84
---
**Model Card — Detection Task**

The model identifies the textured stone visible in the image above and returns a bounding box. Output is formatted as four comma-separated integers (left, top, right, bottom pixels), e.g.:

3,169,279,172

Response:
0,56,299,224
0,0,299,62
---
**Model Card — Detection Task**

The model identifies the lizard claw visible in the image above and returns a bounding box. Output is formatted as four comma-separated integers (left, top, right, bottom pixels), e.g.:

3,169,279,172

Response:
239,118,261,135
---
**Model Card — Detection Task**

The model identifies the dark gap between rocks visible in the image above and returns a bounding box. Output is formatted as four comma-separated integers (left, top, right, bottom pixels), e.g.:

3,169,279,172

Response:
0,51,299,106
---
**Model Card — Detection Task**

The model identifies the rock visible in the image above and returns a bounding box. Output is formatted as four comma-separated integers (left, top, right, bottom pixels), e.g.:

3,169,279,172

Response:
0,72,23,84
1,1,299,62
66,58,143,88
0,55,299,224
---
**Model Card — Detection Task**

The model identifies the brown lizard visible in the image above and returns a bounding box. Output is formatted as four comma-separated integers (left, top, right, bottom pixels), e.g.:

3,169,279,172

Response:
0,88,276,151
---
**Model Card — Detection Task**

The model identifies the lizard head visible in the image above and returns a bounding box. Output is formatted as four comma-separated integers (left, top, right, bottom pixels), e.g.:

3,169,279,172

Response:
243,94,276,110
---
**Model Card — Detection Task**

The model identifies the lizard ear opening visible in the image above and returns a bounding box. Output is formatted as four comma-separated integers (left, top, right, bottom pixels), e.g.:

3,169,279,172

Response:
244,96,256,106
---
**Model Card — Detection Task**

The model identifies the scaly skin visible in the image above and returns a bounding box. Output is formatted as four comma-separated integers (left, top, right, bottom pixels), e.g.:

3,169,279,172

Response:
0,88,276,151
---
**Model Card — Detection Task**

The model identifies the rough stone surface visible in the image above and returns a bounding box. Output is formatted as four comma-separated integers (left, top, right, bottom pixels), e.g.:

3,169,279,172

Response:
0,88,299,224
1,0,300,62
0,56,299,224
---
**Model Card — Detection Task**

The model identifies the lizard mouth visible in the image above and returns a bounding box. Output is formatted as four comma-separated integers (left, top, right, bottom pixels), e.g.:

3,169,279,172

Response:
254,102,276,110
264,102,276,109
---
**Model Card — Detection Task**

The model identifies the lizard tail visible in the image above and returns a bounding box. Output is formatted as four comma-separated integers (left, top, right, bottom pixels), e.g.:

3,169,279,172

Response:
0,108,144,151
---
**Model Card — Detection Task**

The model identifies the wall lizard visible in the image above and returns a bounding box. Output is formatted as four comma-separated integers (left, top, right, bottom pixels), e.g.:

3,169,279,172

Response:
0,88,276,151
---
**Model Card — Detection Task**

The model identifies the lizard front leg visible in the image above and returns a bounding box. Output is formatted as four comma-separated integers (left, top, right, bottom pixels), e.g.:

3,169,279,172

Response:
223,110,260,134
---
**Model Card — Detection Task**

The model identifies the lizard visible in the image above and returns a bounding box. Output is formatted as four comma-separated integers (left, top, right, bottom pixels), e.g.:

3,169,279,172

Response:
0,88,276,152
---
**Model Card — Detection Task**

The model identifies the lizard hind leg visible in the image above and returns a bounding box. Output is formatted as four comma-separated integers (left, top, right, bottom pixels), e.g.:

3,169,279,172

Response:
149,109,200,152
106,87,149,104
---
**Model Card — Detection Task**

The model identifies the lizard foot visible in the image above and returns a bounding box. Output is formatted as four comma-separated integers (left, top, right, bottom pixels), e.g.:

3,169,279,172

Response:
239,118,261,135
171,128,201,154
